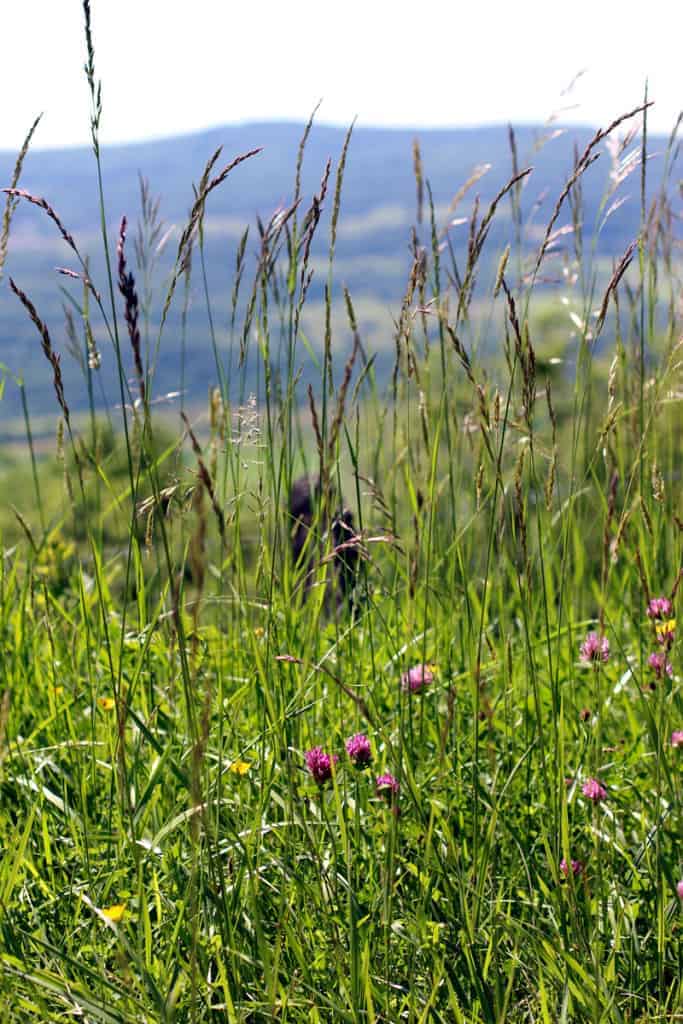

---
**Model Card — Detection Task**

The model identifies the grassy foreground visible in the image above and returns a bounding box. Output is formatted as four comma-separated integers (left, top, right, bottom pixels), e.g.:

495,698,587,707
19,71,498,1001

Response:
0,7,682,1022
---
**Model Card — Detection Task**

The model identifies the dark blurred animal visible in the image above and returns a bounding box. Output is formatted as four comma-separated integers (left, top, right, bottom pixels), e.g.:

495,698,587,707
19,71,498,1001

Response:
289,475,361,611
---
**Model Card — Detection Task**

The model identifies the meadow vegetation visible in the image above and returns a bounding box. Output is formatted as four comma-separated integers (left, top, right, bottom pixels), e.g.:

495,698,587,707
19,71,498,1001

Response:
0,5,681,1021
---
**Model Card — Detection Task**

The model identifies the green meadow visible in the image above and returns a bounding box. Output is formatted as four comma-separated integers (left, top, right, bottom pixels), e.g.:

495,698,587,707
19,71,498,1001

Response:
0,5,681,1021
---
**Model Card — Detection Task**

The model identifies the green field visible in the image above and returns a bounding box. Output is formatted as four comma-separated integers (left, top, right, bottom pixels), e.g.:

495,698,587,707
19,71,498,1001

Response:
0,8,682,1022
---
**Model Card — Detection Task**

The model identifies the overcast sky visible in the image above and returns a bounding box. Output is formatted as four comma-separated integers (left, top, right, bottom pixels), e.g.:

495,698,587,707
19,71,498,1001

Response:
1,0,680,151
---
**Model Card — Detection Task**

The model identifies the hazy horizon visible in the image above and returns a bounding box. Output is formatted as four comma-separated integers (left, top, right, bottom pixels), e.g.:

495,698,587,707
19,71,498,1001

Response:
2,112,675,159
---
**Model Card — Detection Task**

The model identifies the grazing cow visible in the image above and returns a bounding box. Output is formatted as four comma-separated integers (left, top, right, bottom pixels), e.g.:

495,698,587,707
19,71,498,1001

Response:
289,475,361,611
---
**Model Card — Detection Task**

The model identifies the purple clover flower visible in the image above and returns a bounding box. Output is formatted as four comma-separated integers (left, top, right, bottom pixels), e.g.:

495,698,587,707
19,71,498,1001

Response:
582,777,607,802
376,772,400,797
647,596,672,620
671,731,683,748
647,651,673,680
345,733,372,767
305,746,337,785
579,632,610,664
560,857,584,878
401,663,436,692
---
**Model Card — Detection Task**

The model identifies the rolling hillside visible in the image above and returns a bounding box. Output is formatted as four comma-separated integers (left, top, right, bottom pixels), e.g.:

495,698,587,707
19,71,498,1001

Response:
0,118,673,422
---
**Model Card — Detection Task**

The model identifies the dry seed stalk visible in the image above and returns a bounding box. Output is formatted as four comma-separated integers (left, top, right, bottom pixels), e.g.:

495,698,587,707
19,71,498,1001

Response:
181,412,225,540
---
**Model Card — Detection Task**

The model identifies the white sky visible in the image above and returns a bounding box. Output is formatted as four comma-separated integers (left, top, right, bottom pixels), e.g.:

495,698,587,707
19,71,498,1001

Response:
1,0,681,150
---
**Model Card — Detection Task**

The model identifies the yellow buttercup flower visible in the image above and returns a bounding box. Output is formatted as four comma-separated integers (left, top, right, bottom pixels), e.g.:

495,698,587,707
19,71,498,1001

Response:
229,760,251,776
98,697,115,711
101,903,125,923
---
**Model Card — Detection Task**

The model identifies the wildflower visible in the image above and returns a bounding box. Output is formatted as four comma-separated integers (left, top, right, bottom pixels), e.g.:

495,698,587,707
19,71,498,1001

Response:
401,663,436,692
671,731,683,748
305,746,337,785
101,903,125,923
579,632,609,664
655,618,676,649
229,760,251,775
560,857,584,878
97,697,115,711
647,596,672,620
345,733,372,767
582,777,607,802
376,772,400,796
647,651,673,680
579,707,591,722
677,880,683,900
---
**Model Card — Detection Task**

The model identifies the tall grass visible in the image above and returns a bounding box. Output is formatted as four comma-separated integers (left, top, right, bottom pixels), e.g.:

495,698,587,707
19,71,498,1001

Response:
0,5,681,1021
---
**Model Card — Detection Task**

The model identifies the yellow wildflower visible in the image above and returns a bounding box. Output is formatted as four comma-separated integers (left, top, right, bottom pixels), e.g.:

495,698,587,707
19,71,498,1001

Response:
101,903,125,923
656,618,676,640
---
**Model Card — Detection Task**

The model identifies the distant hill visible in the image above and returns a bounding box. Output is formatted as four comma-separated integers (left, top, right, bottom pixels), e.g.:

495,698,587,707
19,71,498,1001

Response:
0,119,673,422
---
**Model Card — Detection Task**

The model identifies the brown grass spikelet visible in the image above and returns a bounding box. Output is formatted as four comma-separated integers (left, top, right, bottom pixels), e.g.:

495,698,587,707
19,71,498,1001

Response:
328,334,360,459
544,450,557,511
493,245,510,299
596,240,638,334
307,384,323,464
446,325,475,386
412,137,424,224
55,266,102,307
9,279,70,426
298,158,331,308
330,120,355,254
475,463,484,510
0,113,42,281
2,188,77,253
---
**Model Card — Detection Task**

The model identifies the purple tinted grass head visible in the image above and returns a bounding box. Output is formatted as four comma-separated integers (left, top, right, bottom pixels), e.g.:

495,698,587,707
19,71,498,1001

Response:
647,651,673,680
560,857,584,879
582,777,607,802
647,596,672,620
376,772,399,797
345,733,372,767
305,746,337,785
401,664,436,692
671,731,683,748
579,632,610,664
117,215,145,405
